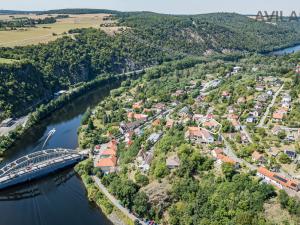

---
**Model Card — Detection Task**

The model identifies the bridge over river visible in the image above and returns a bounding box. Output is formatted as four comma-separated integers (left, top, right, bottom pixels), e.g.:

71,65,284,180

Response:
0,149,88,190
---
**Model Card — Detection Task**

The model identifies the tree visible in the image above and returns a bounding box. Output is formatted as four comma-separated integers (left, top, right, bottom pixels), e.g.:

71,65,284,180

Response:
279,153,292,164
133,192,149,218
135,172,149,186
222,163,236,180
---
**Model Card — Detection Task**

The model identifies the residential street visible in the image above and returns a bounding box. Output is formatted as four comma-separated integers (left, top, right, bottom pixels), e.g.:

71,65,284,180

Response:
258,84,284,128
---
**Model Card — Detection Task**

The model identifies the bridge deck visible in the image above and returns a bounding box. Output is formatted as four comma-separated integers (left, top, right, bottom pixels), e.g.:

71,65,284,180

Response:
0,149,87,185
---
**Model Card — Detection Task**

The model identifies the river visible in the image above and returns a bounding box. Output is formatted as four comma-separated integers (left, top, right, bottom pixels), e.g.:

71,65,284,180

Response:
0,83,120,225
267,44,300,56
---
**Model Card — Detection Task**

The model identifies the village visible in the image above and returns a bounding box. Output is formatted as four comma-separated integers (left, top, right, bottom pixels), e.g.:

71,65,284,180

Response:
78,57,300,211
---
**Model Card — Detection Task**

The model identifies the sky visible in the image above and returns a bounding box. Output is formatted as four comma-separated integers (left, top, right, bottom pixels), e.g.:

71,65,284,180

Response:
1,0,300,15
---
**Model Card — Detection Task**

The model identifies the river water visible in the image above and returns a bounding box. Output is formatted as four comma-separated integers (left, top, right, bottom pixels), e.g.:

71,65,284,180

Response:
0,83,119,225
267,44,300,56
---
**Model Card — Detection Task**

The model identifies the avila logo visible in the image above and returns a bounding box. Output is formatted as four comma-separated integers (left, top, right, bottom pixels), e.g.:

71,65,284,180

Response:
256,11,299,22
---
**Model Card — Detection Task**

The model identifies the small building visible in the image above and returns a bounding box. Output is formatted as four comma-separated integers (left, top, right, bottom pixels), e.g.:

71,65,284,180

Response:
147,132,163,144
132,100,143,109
166,154,180,169
166,119,174,128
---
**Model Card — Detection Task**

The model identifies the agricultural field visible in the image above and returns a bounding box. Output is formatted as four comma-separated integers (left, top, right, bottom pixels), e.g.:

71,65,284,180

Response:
0,13,120,47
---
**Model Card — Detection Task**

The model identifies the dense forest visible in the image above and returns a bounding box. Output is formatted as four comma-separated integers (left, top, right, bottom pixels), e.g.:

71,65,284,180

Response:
118,12,300,54
1,11,300,118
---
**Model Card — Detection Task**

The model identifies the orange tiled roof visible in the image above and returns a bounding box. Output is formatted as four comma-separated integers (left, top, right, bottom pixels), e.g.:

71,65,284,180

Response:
273,112,284,120
258,167,299,190
101,148,117,156
97,156,117,167
203,120,219,128
217,154,236,164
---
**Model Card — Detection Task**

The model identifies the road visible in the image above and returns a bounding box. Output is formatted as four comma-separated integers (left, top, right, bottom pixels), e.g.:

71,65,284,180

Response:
93,176,147,225
221,135,256,170
258,84,284,128
0,116,29,137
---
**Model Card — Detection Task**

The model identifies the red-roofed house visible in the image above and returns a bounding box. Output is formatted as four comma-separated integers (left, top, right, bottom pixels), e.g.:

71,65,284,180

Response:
132,101,143,109
166,119,174,128
272,111,284,121
216,153,239,168
185,127,214,144
212,148,224,158
96,156,117,174
257,167,300,191
203,120,219,129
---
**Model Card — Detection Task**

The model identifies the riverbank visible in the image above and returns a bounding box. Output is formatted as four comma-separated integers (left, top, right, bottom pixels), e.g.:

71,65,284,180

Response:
75,160,134,225
0,70,144,156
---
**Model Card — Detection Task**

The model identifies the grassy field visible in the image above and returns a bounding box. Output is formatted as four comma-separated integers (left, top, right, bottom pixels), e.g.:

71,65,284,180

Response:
0,57,20,64
0,13,121,47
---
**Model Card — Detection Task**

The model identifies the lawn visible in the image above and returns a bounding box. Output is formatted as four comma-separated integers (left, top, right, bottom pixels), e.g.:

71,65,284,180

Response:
0,13,120,47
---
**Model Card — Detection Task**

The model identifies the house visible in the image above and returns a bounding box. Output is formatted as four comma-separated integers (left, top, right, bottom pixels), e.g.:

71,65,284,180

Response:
0,118,14,127
212,148,224,158
272,111,284,121
96,156,117,174
178,106,191,118
100,140,118,158
256,94,269,103
231,119,241,131
257,167,300,191
147,132,163,144
203,120,219,129
284,150,297,160
119,121,142,133
271,125,283,135
132,100,143,109
282,95,292,103
252,151,266,164
128,112,148,121
153,103,166,112
193,114,204,122
216,153,239,168
166,119,174,128
185,127,214,144
137,150,154,172
255,85,265,92
152,119,161,127
166,154,180,169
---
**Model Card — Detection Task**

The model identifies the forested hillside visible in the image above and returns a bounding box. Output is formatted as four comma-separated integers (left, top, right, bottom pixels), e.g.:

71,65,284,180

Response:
0,11,300,118
118,12,300,54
